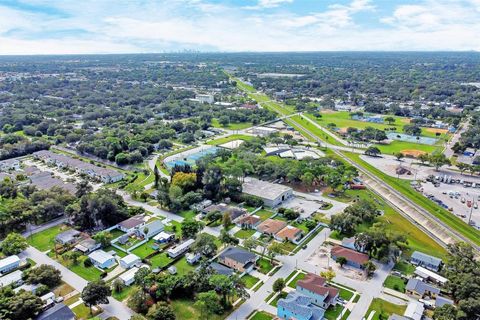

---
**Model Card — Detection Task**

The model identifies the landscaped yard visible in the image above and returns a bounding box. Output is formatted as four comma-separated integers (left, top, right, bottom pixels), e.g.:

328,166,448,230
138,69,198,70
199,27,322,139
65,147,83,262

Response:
26,224,66,251
234,228,256,239
365,298,407,320
254,209,274,221
72,302,102,319
149,252,173,269
66,255,103,281
324,304,345,320
332,284,355,301
393,261,416,275
112,285,136,301
130,239,160,259
287,272,306,288
250,311,274,320
241,274,260,289
256,257,275,274
383,275,407,293
269,291,288,307
173,256,196,275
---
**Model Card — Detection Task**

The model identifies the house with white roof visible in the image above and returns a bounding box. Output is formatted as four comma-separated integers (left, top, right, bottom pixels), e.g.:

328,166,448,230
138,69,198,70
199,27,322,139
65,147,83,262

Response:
167,239,195,258
136,219,164,239
120,253,141,269
153,231,175,244
88,250,116,269
0,255,21,274
0,270,23,287
119,266,148,286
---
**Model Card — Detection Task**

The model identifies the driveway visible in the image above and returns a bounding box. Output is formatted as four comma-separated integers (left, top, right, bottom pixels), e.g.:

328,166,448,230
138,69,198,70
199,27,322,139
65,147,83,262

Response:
20,247,134,320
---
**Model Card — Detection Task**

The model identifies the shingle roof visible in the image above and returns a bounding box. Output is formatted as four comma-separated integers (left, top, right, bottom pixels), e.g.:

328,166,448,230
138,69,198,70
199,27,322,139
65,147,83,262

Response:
411,251,442,267
88,250,114,264
118,215,145,230
36,303,75,320
406,278,441,295
331,245,369,265
257,219,287,234
276,226,302,240
219,247,256,265
55,229,81,243
209,262,234,276
277,291,325,320
435,296,454,308
297,273,339,304
236,214,261,226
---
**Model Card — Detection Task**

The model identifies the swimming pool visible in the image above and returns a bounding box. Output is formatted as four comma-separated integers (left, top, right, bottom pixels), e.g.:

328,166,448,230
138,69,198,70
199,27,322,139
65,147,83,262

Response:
386,132,438,145
165,147,219,169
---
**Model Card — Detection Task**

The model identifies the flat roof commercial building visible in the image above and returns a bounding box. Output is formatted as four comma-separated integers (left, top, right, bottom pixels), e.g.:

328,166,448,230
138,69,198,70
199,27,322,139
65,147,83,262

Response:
242,177,293,207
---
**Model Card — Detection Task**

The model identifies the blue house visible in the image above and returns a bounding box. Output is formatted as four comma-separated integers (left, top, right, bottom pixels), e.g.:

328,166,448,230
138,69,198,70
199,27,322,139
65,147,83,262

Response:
410,251,442,271
277,291,325,320
88,250,116,269
296,273,339,309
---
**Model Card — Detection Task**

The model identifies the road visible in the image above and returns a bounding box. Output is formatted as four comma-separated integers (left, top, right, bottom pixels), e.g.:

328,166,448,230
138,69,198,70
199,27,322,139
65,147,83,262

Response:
20,247,134,320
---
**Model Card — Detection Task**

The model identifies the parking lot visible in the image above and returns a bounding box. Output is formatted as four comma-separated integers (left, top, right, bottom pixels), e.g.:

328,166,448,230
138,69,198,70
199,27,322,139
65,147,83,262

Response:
421,180,480,228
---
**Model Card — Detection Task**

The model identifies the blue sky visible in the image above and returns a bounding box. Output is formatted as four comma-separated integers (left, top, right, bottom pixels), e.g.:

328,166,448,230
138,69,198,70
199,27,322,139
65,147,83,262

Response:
0,0,479,54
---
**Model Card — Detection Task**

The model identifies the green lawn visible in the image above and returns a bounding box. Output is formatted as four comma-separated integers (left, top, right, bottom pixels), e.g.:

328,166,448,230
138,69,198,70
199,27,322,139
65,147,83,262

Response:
149,252,173,269
65,255,103,281
324,304,345,320
124,166,155,193
291,115,344,147
269,291,288,307
256,257,275,274
104,245,127,258
112,285,136,301
177,210,198,220
171,298,231,320
109,229,126,239
250,311,274,320
254,209,274,221
343,151,479,249
292,220,311,233
383,275,407,293
130,239,159,259
206,134,254,146
234,228,256,239
164,221,182,238
241,274,260,289
211,118,253,130
173,256,196,275
72,303,102,320
288,272,306,288
393,261,416,275
365,298,407,320
27,224,66,251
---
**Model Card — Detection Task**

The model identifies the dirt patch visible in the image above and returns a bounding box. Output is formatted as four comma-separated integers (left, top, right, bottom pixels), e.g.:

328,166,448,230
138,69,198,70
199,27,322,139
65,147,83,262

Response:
320,109,337,114
401,118,411,124
401,149,427,158
305,244,366,281
426,128,448,134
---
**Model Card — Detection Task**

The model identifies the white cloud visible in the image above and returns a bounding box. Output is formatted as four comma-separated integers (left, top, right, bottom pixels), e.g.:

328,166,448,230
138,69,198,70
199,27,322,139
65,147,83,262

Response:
0,0,478,54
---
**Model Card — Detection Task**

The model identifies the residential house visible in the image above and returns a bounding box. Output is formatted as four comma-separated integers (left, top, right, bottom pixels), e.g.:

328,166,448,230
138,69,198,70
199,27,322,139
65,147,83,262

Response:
186,252,201,265
74,238,101,254
435,296,454,309
0,255,21,274
167,239,195,258
117,215,145,233
55,229,81,245
136,219,164,238
277,291,325,320
14,283,39,294
0,159,20,172
30,172,77,195
405,278,440,298
410,251,442,271
296,273,339,309
242,177,293,207
120,254,141,269
88,250,116,269
218,247,257,273
36,303,75,320
275,226,303,243
330,246,369,269
202,203,246,221
235,214,261,229
153,231,175,244
119,266,147,286
257,219,287,236
414,266,448,286
0,270,23,287
208,262,234,276
403,301,424,320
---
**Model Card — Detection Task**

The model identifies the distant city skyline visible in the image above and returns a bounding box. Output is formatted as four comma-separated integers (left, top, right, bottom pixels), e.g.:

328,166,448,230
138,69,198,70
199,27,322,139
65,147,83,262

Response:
0,0,479,55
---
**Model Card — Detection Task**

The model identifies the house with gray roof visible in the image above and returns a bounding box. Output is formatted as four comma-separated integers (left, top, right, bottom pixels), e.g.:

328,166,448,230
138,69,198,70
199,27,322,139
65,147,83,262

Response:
435,296,454,308
410,251,442,271
136,219,164,239
218,247,257,274
36,302,75,320
406,278,440,298
208,262,234,276
55,229,81,245
277,291,325,320
74,238,100,254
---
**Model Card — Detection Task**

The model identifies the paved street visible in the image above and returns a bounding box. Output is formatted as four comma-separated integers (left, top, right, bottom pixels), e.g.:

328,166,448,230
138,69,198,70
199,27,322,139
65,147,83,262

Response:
20,247,134,320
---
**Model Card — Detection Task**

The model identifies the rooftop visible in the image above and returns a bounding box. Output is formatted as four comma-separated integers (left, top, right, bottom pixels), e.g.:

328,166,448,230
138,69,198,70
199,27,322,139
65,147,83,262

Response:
36,303,75,320
118,215,145,230
88,250,114,264
414,266,448,284
331,245,369,265
120,253,140,265
406,278,441,295
411,251,442,267
219,246,256,265
242,177,292,200
276,225,302,239
257,219,287,234
277,291,325,320
297,273,339,303
0,255,20,268
55,229,81,243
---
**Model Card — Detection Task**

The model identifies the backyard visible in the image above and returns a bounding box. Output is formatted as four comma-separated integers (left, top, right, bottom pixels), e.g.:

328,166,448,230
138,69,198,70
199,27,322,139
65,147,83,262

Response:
26,224,67,251
365,298,407,320
383,275,407,293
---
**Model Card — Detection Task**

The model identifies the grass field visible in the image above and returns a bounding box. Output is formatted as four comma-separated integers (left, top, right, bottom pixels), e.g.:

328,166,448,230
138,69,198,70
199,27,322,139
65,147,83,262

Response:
112,285,136,301
130,239,158,259
365,298,407,320
269,291,288,307
242,274,260,289
65,255,103,281
149,252,173,268
343,151,480,248
324,304,345,320
254,209,274,221
234,228,256,239
383,275,407,293
393,261,416,275
171,298,231,320
172,256,196,275
27,224,66,251
291,115,345,147
256,257,275,274
206,134,254,146
288,272,306,288
250,311,274,320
